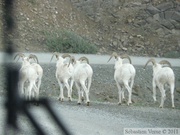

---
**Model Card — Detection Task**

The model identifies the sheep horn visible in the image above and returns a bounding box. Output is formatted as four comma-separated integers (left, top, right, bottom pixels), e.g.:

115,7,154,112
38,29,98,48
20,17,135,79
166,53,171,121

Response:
144,58,156,69
159,60,172,68
120,54,132,64
29,54,39,64
79,56,89,64
50,52,60,62
14,53,25,62
62,53,71,59
107,52,118,62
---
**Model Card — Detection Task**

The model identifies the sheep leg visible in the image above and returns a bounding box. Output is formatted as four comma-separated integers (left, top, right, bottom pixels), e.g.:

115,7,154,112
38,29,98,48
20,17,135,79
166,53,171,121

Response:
130,76,135,89
85,77,92,103
27,81,34,101
116,81,122,105
32,82,39,106
64,80,72,101
37,76,42,90
33,83,39,100
75,82,82,105
80,81,90,106
19,81,25,98
81,91,84,102
152,79,157,102
57,80,64,101
122,87,126,103
124,81,132,105
170,84,175,108
69,78,74,101
159,84,166,108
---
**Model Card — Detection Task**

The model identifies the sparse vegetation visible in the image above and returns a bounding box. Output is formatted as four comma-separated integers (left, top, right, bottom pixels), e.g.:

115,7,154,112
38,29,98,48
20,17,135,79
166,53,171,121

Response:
44,30,98,54
163,51,180,58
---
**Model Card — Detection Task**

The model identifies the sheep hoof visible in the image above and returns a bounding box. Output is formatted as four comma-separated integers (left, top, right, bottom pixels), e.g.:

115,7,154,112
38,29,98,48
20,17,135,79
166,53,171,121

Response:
172,106,175,109
77,102,81,105
81,97,84,102
127,101,132,106
68,97,72,102
159,106,163,108
122,99,126,103
118,102,121,105
87,102,90,106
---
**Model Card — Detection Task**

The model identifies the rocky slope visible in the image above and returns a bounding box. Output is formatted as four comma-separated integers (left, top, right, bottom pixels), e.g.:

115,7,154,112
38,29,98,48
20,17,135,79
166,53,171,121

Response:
0,0,180,57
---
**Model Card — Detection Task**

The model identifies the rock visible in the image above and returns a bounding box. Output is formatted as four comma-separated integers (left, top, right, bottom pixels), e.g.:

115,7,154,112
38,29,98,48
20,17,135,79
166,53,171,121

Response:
171,11,180,22
156,2,174,11
164,11,175,20
153,14,160,21
146,5,160,15
112,41,118,46
169,20,180,29
160,20,175,30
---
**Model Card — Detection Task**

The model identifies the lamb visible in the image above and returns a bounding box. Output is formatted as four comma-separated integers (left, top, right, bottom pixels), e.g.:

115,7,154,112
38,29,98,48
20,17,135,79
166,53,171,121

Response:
14,53,39,100
69,56,93,106
108,52,136,105
50,52,74,101
144,58,175,108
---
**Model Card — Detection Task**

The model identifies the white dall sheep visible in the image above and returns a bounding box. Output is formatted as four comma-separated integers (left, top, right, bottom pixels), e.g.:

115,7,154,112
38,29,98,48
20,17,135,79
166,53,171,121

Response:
14,53,39,100
70,56,93,106
28,54,43,102
50,52,74,101
108,52,136,105
144,58,175,108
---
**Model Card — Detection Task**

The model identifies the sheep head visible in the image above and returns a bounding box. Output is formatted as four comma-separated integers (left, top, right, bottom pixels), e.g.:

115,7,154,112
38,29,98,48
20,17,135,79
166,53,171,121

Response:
79,56,89,64
107,52,119,62
159,60,172,68
29,54,39,64
120,54,132,64
144,58,156,69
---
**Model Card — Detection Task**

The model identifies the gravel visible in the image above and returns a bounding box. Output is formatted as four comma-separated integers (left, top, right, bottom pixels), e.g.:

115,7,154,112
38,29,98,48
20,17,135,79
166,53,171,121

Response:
0,63,180,135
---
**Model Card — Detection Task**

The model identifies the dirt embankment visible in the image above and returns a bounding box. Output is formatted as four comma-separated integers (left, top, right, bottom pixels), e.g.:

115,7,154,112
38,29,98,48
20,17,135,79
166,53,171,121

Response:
0,0,180,57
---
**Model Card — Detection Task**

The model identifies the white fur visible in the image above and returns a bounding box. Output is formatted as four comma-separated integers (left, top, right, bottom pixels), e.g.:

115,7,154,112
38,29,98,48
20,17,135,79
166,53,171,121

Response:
72,57,93,106
109,55,136,105
144,59,175,108
18,56,38,100
52,54,74,101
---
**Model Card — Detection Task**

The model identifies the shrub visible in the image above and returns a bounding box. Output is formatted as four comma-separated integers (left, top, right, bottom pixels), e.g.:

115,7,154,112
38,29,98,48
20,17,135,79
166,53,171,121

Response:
44,30,98,54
